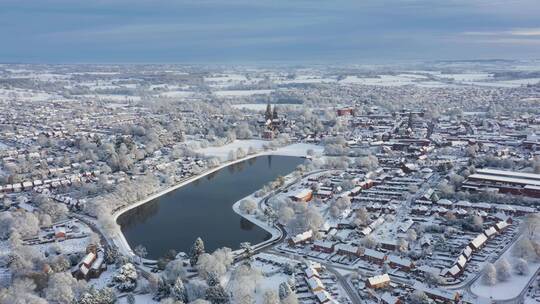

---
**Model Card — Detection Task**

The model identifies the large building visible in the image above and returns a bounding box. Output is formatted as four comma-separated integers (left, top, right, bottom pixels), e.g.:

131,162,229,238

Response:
462,168,540,198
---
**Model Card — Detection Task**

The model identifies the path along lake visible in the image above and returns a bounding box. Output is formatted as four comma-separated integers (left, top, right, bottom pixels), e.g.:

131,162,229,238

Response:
117,155,304,259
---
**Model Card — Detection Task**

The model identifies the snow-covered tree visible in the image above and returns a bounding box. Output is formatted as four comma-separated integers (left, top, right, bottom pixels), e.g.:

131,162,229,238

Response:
113,263,138,292
45,272,87,304
77,286,116,304
0,279,48,304
514,258,529,275
513,237,537,261
278,281,293,300
407,229,417,242
482,263,497,286
239,199,257,215
134,244,147,264
196,247,233,280
409,290,429,304
190,237,206,266
354,207,369,227
496,258,512,282
262,290,279,304
170,277,187,302
205,284,229,304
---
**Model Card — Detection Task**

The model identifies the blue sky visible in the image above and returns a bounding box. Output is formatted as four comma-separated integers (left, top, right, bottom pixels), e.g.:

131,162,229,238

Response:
1,0,539,63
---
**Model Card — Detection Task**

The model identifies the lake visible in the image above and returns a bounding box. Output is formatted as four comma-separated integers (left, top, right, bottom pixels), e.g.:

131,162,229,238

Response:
117,155,304,259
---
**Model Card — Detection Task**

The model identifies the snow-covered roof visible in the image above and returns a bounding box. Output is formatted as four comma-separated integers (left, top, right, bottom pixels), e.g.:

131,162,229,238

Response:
470,233,487,248
307,277,325,291
367,274,390,286
484,227,497,238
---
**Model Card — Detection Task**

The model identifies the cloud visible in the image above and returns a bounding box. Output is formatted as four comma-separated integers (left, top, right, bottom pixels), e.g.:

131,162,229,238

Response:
463,28,540,37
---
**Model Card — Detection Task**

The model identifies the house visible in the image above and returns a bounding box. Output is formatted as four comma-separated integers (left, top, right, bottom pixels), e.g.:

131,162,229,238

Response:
387,255,414,271
360,248,386,265
307,277,325,292
289,188,313,202
484,227,498,239
495,220,510,232
335,243,360,257
312,240,335,253
470,233,488,250
366,274,390,289
54,226,66,240
305,266,321,279
413,282,461,303
381,292,400,304
288,230,313,246
314,290,336,304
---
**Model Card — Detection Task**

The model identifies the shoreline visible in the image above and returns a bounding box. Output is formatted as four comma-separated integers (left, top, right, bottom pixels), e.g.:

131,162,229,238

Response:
111,149,307,260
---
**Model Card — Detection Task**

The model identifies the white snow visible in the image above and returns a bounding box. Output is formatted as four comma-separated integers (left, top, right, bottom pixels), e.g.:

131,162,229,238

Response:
214,89,273,97
471,238,540,300
196,140,267,160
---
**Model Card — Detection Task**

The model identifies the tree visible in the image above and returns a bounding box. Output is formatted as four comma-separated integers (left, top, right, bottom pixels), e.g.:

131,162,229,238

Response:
240,242,253,260
205,284,229,304
496,258,512,282
409,290,429,304
127,293,135,304
190,237,205,266
113,263,138,292
239,199,257,215
407,229,417,242
77,286,116,304
263,290,279,304
329,197,351,218
278,282,292,300
134,245,147,264
513,237,536,261
0,279,47,304
196,247,233,280
44,272,87,304
514,258,529,275
354,207,369,227
482,263,497,286
170,277,187,302
526,214,540,240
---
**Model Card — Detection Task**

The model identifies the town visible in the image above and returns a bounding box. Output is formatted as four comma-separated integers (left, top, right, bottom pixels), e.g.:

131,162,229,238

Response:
1,61,540,304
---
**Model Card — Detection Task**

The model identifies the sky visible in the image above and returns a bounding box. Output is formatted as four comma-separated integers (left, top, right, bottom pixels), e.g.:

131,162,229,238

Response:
1,0,539,63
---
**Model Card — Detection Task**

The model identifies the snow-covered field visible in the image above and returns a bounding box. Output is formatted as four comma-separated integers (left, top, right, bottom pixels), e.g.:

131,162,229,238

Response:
214,89,273,97
196,140,322,161
158,91,194,98
196,140,267,160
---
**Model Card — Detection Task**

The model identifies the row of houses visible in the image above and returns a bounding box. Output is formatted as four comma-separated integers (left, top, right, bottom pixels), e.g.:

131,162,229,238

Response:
303,263,338,304
442,219,511,278
0,170,100,193
414,198,536,216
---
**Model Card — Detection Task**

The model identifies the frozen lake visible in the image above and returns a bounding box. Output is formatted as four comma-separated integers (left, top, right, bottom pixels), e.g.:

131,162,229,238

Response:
117,155,304,259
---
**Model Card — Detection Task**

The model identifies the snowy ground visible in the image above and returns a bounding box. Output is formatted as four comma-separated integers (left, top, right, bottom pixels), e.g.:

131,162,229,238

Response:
471,237,540,300
0,140,8,150
195,140,322,161
158,91,194,98
214,89,273,97
196,140,267,160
